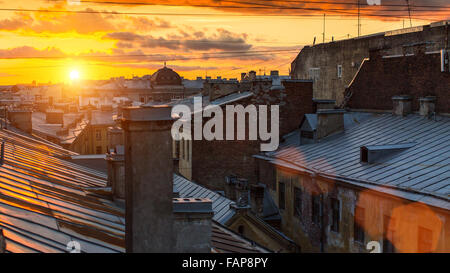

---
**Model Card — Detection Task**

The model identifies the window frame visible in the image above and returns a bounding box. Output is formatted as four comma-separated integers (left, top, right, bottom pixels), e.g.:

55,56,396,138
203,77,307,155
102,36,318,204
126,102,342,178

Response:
293,186,302,218
330,197,340,233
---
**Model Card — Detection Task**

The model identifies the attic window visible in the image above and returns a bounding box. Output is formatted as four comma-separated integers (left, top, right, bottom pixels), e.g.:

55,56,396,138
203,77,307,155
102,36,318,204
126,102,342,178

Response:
301,130,314,139
360,143,417,164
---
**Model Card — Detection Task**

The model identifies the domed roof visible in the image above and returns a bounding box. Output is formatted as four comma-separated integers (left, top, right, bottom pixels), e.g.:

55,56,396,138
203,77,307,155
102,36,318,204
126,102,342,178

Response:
150,65,182,86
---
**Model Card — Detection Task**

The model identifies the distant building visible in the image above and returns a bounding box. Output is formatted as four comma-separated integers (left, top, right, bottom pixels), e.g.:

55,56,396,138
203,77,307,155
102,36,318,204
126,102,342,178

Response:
290,20,449,105
88,65,203,104
172,73,313,192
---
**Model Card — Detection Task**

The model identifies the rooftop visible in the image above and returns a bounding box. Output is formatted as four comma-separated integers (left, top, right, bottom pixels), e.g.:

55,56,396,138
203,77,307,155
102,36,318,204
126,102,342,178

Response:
261,113,450,211
0,129,267,253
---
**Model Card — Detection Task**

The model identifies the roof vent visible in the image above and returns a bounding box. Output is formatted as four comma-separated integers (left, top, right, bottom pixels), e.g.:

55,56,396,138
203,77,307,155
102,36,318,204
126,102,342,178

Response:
392,95,412,116
360,143,417,164
419,96,436,118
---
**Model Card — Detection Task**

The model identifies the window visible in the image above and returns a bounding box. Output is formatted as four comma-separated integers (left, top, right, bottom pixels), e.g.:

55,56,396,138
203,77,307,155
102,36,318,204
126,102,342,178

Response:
140,96,145,103
95,146,102,154
293,187,302,217
95,129,102,141
337,65,343,78
383,215,396,253
238,225,245,235
311,193,322,224
308,68,320,81
418,226,433,253
330,198,340,232
354,206,365,243
278,182,285,210
301,130,314,139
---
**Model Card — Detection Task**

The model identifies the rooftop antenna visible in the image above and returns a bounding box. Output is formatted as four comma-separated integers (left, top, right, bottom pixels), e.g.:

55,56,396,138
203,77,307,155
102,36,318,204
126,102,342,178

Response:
405,0,412,27
323,14,326,43
357,0,361,37
313,36,316,45
164,61,167,67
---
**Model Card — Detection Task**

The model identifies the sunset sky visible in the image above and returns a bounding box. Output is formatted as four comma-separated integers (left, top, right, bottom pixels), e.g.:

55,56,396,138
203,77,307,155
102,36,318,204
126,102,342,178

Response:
0,0,448,85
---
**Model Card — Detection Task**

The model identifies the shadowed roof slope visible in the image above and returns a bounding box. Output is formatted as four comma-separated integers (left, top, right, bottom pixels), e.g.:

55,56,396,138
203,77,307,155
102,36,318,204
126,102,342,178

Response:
0,129,267,253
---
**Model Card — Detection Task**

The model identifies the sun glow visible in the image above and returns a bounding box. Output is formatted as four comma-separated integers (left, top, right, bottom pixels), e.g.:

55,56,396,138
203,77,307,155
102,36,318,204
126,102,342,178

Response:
69,70,80,80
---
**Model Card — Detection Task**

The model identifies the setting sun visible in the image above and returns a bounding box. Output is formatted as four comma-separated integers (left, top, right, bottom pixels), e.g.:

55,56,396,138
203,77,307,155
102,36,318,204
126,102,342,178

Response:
69,70,80,80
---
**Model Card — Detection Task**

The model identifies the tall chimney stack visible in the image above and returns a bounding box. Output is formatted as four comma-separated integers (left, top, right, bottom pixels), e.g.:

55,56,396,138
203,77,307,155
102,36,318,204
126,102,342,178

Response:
106,126,125,201
122,105,177,253
316,109,345,139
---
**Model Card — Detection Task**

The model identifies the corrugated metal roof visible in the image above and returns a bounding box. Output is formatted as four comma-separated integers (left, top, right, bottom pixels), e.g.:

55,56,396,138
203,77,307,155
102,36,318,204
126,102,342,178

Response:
0,129,265,253
265,113,450,209
173,174,236,225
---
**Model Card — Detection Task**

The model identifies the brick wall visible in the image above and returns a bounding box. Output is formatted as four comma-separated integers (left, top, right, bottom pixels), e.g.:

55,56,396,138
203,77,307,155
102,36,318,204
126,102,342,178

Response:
291,22,449,105
346,51,450,114
191,80,314,192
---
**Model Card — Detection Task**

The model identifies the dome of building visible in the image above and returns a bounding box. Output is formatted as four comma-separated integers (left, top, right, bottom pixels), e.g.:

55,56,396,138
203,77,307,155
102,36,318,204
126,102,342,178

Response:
150,65,182,86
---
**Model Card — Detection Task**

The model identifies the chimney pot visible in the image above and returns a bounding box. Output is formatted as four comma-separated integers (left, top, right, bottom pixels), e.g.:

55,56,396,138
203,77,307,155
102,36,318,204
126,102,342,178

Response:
392,95,412,116
46,109,64,124
8,109,33,133
419,96,437,118
173,198,213,253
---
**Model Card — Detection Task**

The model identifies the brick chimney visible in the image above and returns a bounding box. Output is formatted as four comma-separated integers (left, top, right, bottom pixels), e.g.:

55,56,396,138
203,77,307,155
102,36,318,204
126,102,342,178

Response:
248,70,257,81
233,178,250,209
250,184,265,217
316,109,345,139
173,198,213,253
7,109,32,133
121,105,176,253
419,96,436,118
392,95,412,116
46,109,64,124
313,99,336,112
106,126,125,201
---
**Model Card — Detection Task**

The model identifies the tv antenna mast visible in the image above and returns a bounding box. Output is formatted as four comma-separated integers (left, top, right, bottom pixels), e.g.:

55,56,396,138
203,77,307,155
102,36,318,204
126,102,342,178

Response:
405,0,412,27
357,0,361,37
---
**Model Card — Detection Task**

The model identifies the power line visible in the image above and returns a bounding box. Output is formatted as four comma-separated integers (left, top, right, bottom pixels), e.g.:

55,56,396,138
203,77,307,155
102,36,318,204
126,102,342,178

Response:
50,0,450,9
0,49,300,60
0,6,444,21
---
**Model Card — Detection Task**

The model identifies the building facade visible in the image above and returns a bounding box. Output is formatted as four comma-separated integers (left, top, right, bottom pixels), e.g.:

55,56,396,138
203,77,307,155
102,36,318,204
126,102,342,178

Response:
290,21,449,105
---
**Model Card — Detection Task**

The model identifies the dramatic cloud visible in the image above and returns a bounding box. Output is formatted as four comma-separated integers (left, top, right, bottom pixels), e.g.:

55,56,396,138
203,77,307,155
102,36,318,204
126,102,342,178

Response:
103,28,252,51
87,0,450,21
0,46,67,58
128,17,173,31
